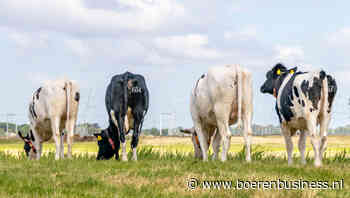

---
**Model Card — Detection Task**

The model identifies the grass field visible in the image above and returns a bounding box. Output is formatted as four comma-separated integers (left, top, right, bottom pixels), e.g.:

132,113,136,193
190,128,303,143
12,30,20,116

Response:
1,135,350,197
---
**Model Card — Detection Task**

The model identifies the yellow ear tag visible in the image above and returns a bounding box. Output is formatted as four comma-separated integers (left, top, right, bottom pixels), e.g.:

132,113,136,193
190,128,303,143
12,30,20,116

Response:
277,69,281,75
97,136,102,141
290,70,294,74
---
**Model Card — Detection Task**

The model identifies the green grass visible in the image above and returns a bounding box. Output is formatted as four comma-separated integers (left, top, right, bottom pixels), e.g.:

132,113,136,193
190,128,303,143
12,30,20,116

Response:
0,137,350,197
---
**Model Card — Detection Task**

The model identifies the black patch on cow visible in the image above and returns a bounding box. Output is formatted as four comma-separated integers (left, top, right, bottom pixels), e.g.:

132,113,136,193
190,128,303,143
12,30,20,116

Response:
310,108,313,112
278,72,305,122
294,86,299,98
194,74,206,96
75,92,80,102
301,80,309,97
36,87,42,100
320,70,326,81
298,99,301,104
326,75,337,113
275,104,282,123
300,73,325,110
30,102,37,119
302,100,305,107
309,77,323,110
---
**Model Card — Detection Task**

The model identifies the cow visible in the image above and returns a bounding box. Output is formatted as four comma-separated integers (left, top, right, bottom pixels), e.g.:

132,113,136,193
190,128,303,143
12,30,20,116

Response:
180,128,220,159
23,79,80,160
94,107,134,160
260,63,337,166
190,65,253,162
105,72,149,161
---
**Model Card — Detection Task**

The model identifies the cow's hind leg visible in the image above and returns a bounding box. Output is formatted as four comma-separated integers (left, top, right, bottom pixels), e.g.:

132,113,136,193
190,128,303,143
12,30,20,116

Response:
51,117,61,160
116,115,128,162
242,113,253,162
308,118,321,167
212,129,221,160
298,131,307,165
282,126,294,165
194,122,209,161
66,119,76,159
215,104,232,162
319,116,330,161
131,111,143,161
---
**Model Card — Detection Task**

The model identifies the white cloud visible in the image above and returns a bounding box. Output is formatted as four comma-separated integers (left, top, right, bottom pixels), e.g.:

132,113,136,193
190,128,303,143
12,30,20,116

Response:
154,34,223,59
64,39,90,57
274,45,304,64
334,70,350,86
224,26,258,40
0,0,186,35
5,29,49,49
328,27,350,48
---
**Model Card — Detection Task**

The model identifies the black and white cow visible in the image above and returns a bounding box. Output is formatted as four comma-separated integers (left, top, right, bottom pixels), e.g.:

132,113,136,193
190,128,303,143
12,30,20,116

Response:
23,79,80,160
102,71,149,161
261,63,337,166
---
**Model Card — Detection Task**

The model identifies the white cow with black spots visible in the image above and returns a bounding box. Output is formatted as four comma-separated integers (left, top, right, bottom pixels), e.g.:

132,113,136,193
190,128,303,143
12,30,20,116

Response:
21,79,80,160
260,63,337,167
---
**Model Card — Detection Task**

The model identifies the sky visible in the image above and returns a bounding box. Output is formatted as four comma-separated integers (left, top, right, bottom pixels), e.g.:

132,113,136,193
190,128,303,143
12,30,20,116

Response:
0,0,350,129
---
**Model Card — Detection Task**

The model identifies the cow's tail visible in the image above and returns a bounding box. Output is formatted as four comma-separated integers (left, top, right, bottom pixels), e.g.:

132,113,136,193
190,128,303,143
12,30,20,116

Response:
236,65,243,129
139,88,149,134
326,73,337,113
65,81,72,126
320,71,329,115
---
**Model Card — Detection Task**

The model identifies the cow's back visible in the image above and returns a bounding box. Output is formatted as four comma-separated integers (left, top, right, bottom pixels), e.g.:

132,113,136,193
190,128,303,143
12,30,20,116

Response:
191,65,247,126
29,79,80,132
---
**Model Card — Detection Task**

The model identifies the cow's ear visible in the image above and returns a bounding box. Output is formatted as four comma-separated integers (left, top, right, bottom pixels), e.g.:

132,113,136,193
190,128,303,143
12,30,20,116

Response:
289,67,297,74
94,133,103,141
93,133,101,138
274,63,287,76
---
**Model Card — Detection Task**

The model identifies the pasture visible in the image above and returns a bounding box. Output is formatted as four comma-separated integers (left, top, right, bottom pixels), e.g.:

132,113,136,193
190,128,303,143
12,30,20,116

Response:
0,135,350,197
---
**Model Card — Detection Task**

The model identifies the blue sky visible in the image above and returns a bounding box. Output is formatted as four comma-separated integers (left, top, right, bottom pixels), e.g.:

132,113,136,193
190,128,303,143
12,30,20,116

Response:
0,0,349,129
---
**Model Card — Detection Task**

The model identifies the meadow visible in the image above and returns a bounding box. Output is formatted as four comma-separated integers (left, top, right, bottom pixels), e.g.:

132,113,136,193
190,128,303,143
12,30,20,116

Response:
1,135,350,198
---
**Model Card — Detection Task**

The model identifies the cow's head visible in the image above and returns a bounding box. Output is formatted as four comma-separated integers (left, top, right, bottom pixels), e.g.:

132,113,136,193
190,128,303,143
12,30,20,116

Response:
18,130,37,158
180,128,203,159
94,129,116,160
260,63,297,98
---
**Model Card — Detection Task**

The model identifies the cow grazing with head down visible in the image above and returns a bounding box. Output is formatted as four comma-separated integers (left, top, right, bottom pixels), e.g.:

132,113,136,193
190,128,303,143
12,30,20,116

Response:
18,130,36,158
260,63,337,166
105,72,149,161
190,65,253,162
22,79,80,160
94,108,134,160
